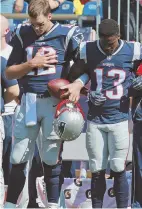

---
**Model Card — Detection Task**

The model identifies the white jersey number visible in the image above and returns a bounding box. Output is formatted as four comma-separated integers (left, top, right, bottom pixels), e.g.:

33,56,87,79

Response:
26,46,56,76
95,68,126,99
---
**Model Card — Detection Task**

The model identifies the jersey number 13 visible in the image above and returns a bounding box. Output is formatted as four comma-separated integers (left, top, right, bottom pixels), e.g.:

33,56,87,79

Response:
95,68,126,99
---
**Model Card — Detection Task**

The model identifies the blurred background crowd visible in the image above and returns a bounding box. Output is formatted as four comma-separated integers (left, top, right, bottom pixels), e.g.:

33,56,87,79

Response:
1,0,142,41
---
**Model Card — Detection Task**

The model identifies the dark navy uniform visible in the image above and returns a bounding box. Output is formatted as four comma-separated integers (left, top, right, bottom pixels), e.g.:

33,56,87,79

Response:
1,54,18,207
81,40,142,124
6,22,86,205
80,40,142,208
7,22,84,94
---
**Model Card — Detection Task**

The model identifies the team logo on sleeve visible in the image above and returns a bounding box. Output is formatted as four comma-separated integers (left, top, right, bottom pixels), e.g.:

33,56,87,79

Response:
73,33,84,44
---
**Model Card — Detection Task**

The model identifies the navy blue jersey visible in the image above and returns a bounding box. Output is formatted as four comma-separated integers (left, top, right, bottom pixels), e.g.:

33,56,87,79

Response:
7,22,85,94
1,56,17,113
80,40,142,124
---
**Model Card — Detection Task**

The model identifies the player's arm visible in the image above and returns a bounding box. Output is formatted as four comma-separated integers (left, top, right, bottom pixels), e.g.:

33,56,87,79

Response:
61,55,90,103
1,61,19,103
66,27,90,84
61,35,90,102
6,35,58,80
61,59,89,102
67,59,89,83
67,26,96,83
5,34,33,79
4,85,19,104
65,26,89,78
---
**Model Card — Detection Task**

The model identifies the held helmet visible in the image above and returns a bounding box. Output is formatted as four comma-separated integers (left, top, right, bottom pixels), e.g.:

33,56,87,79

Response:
53,100,85,141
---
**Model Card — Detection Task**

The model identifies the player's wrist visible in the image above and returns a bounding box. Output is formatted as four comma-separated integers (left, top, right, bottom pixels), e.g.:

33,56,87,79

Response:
75,73,90,86
73,80,84,89
27,59,37,69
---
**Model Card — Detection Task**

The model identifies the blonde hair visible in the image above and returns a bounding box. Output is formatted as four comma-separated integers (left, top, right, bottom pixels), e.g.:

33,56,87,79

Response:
28,0,51,18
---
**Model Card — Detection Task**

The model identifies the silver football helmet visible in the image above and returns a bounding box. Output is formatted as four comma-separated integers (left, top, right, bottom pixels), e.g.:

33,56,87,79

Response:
53,100,85,141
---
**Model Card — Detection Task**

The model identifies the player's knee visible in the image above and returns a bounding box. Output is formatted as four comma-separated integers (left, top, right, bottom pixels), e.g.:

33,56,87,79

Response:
10,139,32,164
10,150,29,164
110,159,125,172
42,154,59,166
89,159,107,173
42,146,61,166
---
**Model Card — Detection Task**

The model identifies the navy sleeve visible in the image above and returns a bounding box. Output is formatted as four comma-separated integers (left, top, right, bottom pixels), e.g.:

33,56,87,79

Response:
7,34,24,67
1,57,18,88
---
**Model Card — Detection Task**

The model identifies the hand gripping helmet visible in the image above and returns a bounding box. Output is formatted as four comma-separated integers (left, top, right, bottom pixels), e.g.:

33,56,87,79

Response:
53,100,85,141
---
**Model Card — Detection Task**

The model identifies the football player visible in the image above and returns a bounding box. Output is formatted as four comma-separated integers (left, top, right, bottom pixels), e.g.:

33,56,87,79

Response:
131,64,142,208
0,15,20,208
4,0,89,208
61,19,142,208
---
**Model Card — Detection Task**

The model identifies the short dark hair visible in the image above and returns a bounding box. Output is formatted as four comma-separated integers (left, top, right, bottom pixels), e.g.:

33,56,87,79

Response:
99,19,120,37
28,0,51,18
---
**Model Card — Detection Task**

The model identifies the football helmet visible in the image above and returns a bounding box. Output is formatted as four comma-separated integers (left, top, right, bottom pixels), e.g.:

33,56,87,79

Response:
53,100,85,141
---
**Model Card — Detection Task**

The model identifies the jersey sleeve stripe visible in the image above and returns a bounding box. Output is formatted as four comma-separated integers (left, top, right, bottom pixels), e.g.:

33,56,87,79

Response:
80,41,87,63
65,26,78,51
15,24,23,48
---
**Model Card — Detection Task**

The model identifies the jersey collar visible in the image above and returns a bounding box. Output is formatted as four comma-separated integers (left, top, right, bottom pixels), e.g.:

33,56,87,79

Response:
97,39,124,56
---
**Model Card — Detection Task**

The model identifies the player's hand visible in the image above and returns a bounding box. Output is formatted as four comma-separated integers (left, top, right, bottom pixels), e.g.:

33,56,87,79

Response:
89,91,106,106
132,76,142,91
60,81,83,103
29,49,58,68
